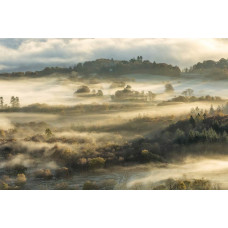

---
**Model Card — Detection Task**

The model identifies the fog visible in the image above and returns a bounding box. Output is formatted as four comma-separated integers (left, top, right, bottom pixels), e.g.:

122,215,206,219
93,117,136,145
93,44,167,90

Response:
0,72,227,190
0,73,228,107
126,157,228,189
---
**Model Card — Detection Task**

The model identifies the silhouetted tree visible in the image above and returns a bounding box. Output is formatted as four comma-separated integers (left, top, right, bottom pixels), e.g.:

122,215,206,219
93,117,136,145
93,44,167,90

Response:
165,83,174,93
0,97,3,109
189,115,195,128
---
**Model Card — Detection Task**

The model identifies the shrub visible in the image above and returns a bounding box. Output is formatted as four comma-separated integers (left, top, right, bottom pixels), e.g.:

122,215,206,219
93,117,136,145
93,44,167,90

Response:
165,83,174,93
88,157,105,169
16,173,27,185
83,181,98,190
75,86,90,93
34,169,53,180
55,182,69,190
55,167,70,178
0,180,9,190
5,164,27,174
100,179,117,190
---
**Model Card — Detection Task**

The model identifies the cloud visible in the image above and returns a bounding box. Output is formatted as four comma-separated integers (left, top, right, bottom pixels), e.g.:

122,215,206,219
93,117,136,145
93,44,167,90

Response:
0,38,228,72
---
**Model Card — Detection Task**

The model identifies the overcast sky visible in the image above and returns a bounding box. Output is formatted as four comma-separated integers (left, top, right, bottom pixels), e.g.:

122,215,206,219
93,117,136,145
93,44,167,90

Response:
0,38,228,72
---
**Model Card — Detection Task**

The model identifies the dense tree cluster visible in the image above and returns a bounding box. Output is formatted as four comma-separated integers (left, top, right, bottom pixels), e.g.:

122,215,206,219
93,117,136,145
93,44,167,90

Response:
187,58,228,79
164,83,174,93
0,57,181,78
75,85,90,93
0,106,228,189
0,96,20,109
167,95,223,103
111,85,156,102
190,58,228,71
74,58,181,77
10,96,20,108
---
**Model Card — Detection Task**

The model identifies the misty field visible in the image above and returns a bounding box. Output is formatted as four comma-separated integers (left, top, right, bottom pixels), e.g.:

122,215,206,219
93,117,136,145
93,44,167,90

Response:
0,57,228,190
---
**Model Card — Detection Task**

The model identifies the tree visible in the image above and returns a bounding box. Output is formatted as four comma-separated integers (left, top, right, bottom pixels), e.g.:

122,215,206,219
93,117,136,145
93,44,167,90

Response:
189,115,195,128
96,90,103,96
88,157,105,169
15,97,20,108
203,112,207,120
45,128,53,138
75,63,83,72
137,56,143,62
209,105,215,116
83,181,98,190
148,91,156,101
75,85,90,93
175,129,185,143
10,96,20,108
0,130,5,138
165,83,174,93
125,85,132,90
0,97,3,109
182,88,194,97
10,96,15,107
129,58,136,63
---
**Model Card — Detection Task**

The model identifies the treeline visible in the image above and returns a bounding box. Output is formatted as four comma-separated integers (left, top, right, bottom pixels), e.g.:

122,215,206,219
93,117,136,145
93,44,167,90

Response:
0,102,145,114
0,57,181,78
116,114,228,165
185,58,228,79
0,67,73,78
167,95,223,103
74,57,181,76
111,85,156,102
0,96,20,109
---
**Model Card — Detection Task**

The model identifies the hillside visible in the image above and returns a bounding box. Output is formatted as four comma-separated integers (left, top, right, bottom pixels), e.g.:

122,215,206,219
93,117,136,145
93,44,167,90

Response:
187,58,228,79
0,57,181,78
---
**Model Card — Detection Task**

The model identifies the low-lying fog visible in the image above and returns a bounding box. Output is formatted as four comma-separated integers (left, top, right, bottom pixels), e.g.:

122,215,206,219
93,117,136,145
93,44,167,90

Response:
124,157,228,189
1,73,228,106
21,156,228,190
0,101,224,129
0,73,228,189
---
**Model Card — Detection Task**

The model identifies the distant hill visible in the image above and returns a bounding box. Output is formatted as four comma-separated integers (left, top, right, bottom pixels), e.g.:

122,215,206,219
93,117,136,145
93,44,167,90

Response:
0,57,181,78
73,57,181,77
186,58,228,79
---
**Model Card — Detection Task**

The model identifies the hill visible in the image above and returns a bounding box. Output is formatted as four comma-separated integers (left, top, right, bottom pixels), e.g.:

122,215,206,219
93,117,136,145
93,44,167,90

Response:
0,57,181,78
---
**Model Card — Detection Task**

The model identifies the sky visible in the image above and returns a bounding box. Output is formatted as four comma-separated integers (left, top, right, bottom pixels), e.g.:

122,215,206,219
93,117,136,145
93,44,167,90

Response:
0,38,228,72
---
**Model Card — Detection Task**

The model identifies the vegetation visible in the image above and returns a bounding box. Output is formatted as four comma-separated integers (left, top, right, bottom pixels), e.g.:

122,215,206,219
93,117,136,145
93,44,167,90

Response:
0,57,181,79
154,178,219,190
164,83,174,93
73,57,181,77
0,102,145,114
187,58,228,79
75,85,90,93
111,85,156,102
1,56,228,190
165,95,223,103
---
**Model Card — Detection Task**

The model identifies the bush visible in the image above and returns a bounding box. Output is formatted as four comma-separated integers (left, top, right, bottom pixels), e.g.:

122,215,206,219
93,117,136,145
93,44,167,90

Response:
5,164,27,175
0,180,9,190
140,150,163,162
55,167,70,178
55,182,69,190
88,157,105,169
164,178,214,190
100,179,117,190
83,181,98,190
75,86,90,93
16,173,27,185
34,169,53,180
165,83,174,93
